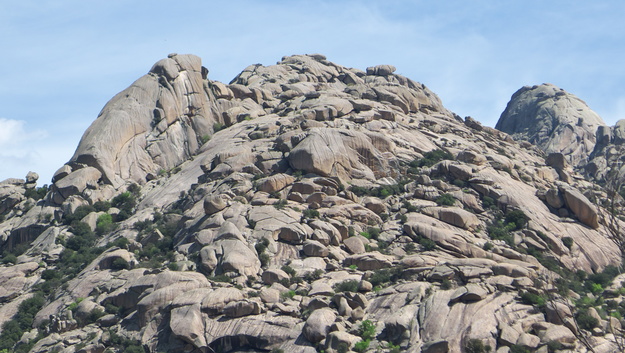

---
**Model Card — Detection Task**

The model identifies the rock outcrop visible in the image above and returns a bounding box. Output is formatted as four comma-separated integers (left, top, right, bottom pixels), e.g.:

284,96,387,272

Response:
496,83,605,167
0,55,623,353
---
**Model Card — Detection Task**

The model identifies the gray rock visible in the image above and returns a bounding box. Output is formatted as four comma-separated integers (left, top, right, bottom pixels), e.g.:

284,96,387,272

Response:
496,83,605,167
303,308,336,343
303,240,329,257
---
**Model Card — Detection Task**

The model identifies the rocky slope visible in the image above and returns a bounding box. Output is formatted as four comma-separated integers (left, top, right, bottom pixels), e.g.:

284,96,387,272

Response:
0,54,624,353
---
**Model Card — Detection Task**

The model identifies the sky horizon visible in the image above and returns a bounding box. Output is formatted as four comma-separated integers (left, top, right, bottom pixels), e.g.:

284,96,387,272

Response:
2,1,625,185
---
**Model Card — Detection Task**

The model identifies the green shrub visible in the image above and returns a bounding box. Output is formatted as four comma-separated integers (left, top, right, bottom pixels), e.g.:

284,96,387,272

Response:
576,310,598,330
63,205,95,224
93,201,111,212
111,192,136,221
419,237,437,251
510,345,531,353
353,340,369,353
562,237,574,249
334,280,360,293
96,213,114,235
208,274,231,283
465,339,492,353
213,122,225,132
109,237,129,249
0,293,45,351
1,253,17,265
487,221,514,246
349,181,408,198
410,150,454,168
41,269,61,280
547,341,563,353
281,265,297,277
24,185,48,201
482,196,495,209
520,291,546,308
369,267,403,287
66,221,96,251
111,258,130,271
505,210,529,230
281,290,296,300
402,201,418,213
87,308,105,324
273,199,288,210
302,209,319,219
435,193,456,206
358,320,376,341
452,179,465,188
259,253,270,267
483,242,494,251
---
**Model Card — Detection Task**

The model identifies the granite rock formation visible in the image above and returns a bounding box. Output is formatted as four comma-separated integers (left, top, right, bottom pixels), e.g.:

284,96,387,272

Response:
0,55,623,353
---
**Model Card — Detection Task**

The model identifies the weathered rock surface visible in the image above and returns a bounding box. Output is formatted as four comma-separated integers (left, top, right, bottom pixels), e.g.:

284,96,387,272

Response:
0,54,623,353
496,83,605,167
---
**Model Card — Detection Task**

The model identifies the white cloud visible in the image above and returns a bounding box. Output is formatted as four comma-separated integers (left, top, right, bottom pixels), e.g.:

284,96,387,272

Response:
0,117,51,184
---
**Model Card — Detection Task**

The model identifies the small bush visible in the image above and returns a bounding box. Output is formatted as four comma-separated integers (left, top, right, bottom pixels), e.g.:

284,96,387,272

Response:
109,237,129,249
576,310,599,330
334,280,360,293
410,150,454,168
93,201,111,212
281,265,297,277
419,237,437,251
213,122,225,132
24,185,48,201
505,210,529,230
1,253,17,265
111,192,136,221
353,340,369,353
281,290,296,300
435,193,456,206
96,214,114,235
562,237,573,249
510,345,531,353
487,221,514,246
482,196,495,209
369,267,403,287
259,253,270,267
358,320,376,341
208,274,231,283
273,199,288,210
64,205,96,225
402,201,418,212
520,291,546,308
110,258,130,271
302,209,319,219
465,339,492,353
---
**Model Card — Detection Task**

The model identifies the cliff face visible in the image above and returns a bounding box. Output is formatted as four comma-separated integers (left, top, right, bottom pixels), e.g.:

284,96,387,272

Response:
0,55,623,353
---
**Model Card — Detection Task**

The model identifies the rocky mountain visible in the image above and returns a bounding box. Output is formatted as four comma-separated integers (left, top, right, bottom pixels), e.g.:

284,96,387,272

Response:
0,54,624,353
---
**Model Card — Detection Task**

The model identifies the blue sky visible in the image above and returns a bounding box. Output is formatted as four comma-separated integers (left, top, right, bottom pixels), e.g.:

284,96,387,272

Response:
1,1,624,184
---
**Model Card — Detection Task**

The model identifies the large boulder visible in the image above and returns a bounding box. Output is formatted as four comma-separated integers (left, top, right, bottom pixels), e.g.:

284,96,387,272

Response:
303,308,336,343
496,83,605,167
559,185,599,228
